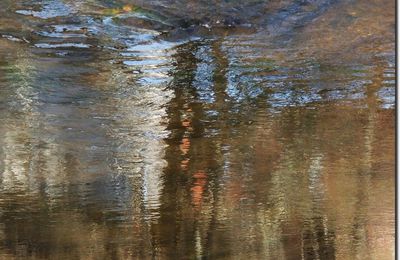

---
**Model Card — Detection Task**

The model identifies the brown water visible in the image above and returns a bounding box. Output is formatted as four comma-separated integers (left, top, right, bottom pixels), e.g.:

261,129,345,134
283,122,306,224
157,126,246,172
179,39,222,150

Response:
0,0,395,259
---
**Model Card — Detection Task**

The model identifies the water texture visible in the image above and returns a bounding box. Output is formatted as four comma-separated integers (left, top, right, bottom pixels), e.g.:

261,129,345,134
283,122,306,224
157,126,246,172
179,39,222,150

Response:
0,0,395,259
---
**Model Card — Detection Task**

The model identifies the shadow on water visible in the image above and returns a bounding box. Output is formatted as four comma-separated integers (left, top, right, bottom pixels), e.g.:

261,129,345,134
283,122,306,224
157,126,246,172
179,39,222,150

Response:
0,0,395,259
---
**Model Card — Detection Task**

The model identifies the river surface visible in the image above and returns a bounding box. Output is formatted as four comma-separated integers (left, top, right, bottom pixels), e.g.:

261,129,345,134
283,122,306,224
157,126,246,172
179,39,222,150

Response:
0,0,395,259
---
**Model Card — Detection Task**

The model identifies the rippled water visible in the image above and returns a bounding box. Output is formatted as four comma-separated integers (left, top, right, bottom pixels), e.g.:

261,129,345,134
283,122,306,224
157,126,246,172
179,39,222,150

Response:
0,0,395,259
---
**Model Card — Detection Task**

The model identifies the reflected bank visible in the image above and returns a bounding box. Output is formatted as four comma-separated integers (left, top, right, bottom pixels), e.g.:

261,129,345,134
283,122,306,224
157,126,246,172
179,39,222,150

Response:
0,0,395,259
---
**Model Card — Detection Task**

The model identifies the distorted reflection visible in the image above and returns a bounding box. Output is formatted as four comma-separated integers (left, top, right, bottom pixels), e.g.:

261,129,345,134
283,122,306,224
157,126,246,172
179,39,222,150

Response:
0,0,395,259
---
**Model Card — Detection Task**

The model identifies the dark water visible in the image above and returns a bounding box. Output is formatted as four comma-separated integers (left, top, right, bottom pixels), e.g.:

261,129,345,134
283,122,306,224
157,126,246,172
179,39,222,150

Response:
0,0,395,259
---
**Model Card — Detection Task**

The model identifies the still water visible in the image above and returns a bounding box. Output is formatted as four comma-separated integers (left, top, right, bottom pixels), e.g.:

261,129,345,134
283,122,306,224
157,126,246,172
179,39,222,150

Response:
0,0,395,259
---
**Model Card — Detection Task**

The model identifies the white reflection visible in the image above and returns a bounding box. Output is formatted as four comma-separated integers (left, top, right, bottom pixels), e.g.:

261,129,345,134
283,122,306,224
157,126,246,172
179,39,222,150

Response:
109,39,177,219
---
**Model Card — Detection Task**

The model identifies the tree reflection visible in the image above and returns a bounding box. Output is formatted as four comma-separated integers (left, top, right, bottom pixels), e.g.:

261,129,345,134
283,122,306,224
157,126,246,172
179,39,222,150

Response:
0,0,394,258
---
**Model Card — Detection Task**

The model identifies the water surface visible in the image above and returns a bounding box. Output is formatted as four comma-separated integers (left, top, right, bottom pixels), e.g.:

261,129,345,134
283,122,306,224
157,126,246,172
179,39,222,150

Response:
0,0,395,259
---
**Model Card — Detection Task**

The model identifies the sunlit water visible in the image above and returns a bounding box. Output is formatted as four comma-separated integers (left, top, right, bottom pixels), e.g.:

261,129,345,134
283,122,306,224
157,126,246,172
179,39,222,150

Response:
0,0,395,259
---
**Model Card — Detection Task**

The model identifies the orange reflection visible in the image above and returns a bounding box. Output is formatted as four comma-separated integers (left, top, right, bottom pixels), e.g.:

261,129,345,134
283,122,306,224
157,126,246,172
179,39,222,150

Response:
191,171,207,208
122,5,133,12
180,158,190,171
179,137,191,155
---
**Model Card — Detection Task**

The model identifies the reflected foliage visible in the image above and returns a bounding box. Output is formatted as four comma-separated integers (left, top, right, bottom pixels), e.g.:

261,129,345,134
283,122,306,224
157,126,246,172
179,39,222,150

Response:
0,0,395,259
